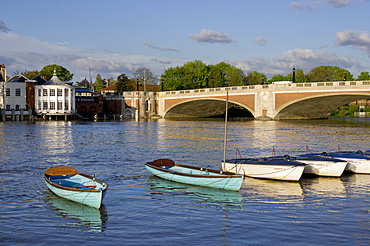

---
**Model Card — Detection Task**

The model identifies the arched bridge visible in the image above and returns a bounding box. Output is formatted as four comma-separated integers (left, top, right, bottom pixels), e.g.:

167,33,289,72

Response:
122,81,370,120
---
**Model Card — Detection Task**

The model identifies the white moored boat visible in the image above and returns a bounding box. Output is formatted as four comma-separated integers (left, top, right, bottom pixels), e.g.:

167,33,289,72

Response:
328,151,370,174
294,155,348,177
304,152,370,174
222,156,306,181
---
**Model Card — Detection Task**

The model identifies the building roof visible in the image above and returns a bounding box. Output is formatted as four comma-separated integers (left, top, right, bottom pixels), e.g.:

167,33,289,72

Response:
43,69,65,85
76,88,93,93
31,75,48,84
101,83,117,92
7,75,29,82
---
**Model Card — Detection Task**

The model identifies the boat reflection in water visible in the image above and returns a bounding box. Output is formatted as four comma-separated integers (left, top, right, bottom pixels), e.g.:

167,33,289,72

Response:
240,177,304,202
300,176,347,197
44,190,108,233
146,176,243,209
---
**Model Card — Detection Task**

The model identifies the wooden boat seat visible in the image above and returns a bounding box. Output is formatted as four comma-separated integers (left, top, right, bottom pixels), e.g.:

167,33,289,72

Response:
151,159,175,167
45,166,78,176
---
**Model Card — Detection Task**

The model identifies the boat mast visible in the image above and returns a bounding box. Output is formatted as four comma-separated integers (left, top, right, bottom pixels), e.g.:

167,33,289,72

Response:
223,89,229,170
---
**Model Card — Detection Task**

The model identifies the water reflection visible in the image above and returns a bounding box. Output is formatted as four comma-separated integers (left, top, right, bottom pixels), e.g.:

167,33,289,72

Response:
300,176,346,197
44,190,107,233
240,177,304,201
146,176,243,209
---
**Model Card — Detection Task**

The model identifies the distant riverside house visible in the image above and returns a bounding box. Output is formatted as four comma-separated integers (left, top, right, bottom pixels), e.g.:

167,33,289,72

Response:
0,63,31,121
100,83,117,94
33,70,75,118
75,87,103,119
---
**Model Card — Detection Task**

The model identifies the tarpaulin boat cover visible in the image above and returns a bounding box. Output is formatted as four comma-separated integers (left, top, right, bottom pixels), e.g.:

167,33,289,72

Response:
45,166,78,176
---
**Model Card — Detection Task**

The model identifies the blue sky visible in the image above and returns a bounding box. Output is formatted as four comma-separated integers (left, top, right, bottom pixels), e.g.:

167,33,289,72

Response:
1,0,369,82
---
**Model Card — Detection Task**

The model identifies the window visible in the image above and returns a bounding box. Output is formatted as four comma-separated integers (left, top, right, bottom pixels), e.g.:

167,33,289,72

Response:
43,101,48,110
6,105,10,110
50,89,55,96
50,101,55,110
6,88,10,96
43,89,48,96
65,89,69,97
65,101,69,110
15,105,20,111
58,102,62,110
38,101,41,110
38,89,41,97
15,88,21,97
57,89,62,96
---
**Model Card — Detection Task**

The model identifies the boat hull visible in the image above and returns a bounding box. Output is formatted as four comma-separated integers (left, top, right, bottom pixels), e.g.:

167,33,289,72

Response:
44,167,108,209
45,180,105,209
223,160,305,181
145,163,243,191
298,160,347,177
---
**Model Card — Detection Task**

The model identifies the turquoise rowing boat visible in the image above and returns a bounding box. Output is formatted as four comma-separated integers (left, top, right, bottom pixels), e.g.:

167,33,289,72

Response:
145,159,243,191
44,166,108,209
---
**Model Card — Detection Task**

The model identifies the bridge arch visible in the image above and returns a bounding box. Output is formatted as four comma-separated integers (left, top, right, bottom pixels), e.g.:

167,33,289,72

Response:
275,92,370,120
164,98,255,118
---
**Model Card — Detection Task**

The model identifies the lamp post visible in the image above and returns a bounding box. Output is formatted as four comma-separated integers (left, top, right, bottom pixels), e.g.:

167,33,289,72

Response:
89,67,94,91
292,67,296,83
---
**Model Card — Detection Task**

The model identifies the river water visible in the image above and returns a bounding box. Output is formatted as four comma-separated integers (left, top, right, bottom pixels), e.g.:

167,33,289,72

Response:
0,118,369,245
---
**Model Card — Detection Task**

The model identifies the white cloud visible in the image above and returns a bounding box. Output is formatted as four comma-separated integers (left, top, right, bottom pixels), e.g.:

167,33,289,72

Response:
325,0,349,8
226,48,359,78
188,28,236,44
142,39,179,52
254,37,268,46
289,0,350,10
335,29,370,53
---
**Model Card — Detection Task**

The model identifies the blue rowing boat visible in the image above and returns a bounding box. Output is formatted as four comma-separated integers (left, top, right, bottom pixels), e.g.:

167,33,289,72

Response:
44,166,108,209
145,159,243,191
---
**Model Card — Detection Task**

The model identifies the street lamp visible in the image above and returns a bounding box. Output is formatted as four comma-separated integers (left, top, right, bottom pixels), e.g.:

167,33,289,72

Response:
89,67,94,91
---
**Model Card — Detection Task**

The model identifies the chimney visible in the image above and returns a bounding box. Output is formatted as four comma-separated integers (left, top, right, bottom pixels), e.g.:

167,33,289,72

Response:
1,64,5,82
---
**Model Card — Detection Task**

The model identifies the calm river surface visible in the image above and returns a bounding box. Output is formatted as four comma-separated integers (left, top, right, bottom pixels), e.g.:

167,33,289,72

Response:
0,118,369,245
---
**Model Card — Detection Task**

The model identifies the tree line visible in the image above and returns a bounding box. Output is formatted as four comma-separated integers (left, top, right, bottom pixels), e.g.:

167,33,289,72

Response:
18,62,370,93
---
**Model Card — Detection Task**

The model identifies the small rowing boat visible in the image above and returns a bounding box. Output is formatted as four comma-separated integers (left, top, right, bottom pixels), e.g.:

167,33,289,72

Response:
222,156,306,181
145,159,243,191
44,166,108,209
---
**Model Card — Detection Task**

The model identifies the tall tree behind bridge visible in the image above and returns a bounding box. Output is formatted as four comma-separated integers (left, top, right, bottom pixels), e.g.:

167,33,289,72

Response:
160,60,246,90
306,66,353,82
115,73,136,92
244,71,267,85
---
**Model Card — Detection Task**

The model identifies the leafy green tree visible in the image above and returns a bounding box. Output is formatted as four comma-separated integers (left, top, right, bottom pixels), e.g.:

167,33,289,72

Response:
270,74,285,82
160,60,246,90
306,66,353,82
39,64,73,81
212,62,245,87
115,74,135,92
245,71,267,85
94,74,103,92
356,71,370,80
284,68,306,83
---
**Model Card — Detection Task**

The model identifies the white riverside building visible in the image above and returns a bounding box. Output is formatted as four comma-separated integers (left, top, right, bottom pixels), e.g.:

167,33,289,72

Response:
34,70,75,118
